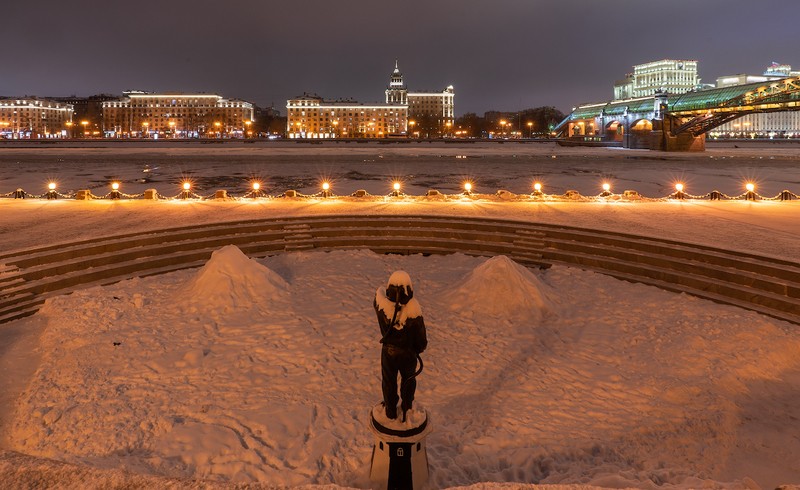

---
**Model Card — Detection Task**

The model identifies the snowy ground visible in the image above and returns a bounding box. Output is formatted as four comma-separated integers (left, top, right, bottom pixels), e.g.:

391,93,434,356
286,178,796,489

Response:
1,143,800,488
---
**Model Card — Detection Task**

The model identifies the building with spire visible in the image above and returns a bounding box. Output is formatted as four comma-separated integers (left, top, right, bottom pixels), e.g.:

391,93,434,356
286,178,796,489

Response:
385,61,407,105
287,61,454,139
386,61,455,138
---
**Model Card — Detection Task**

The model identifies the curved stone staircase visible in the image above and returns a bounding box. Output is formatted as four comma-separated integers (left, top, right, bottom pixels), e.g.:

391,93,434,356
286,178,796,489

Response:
0,215,797,325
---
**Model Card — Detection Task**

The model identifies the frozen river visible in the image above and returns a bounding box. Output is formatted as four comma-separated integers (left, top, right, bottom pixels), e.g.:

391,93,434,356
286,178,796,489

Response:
1,140,799,199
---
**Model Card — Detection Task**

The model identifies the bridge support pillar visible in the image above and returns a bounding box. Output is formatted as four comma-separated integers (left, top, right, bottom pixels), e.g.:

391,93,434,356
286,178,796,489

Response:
649,118,705,152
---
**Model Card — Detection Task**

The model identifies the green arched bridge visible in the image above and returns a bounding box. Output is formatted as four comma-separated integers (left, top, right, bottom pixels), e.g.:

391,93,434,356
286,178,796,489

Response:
555,76,800,151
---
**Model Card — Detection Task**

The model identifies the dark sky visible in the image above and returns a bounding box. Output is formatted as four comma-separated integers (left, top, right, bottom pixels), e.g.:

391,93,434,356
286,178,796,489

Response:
5,0,799,115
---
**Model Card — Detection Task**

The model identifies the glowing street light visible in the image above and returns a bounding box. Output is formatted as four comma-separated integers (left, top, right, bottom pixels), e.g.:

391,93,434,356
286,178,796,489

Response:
745,182,757,201
674,183,685,200
391,181,402,197
109,181,121,199
600,182,612,197
321,181,332,198
533,182,543,195
463,182,473,195
251,181,263,198
46,182,57,200
180,181,192,200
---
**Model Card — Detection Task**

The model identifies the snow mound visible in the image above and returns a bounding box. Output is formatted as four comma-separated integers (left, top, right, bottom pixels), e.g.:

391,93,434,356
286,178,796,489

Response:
441,255,556,322
177,245,288,312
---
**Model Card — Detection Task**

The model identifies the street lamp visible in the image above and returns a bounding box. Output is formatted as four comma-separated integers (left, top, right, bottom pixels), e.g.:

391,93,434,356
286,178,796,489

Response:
527,121,533,138
168,121,176,138
142,122,149,138
214,121,222,138
408,120,416,138
81,120,89,138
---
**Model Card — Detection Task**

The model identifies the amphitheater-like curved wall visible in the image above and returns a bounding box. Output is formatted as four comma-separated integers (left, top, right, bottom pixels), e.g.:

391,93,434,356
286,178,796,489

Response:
0,215,798,325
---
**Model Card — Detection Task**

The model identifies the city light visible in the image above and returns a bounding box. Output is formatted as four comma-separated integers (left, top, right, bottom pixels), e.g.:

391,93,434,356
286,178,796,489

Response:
746,182,755,193
183,182,191,191
322,182,330,191
602,183,611,192
393,182,401,191
675,183,684,192
111,182,120,191
252,182,261,191
48,182,56,191
464,182,473,194
533,182,542,193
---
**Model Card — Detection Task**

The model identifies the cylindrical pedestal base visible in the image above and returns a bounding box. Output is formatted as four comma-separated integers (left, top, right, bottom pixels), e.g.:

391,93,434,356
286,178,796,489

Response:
368,403,432,490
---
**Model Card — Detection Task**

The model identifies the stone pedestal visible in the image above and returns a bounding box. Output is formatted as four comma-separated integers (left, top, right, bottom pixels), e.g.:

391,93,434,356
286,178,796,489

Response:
75,190,92,200
368,403,431,490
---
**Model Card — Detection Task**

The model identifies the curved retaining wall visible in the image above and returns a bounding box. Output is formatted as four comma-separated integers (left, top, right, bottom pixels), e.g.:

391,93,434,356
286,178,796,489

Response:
0,215,798,325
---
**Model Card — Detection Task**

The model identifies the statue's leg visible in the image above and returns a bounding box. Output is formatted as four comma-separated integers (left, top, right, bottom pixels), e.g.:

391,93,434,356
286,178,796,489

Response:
399,353,418,417
381,348,399,419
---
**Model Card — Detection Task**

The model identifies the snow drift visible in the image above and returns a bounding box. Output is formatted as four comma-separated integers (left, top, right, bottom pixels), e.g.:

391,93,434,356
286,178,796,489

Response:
176,244,289,313
440,255,557,323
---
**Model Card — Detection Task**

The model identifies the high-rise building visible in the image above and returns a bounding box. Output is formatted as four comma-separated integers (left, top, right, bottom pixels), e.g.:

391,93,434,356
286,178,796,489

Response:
102,91,254,138
0,97,73,139
613,59,700,100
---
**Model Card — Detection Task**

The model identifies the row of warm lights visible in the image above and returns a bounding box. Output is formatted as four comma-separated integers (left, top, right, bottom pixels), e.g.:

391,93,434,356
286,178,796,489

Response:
40,180,762,196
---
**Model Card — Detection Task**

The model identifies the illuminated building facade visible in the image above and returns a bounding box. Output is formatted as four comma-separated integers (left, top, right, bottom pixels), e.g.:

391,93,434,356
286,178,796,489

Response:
0,97,74,139
102,92,254,138
286,94,407,139
614,59,700,100
385,62,455,137
710,63,800,139
287,62,453,138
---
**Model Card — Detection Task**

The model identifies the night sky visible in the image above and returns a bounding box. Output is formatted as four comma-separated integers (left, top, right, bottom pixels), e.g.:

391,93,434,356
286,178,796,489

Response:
5,0,799,115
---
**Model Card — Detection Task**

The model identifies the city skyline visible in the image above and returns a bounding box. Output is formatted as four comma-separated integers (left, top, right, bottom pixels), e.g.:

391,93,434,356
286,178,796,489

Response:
4,0,800,115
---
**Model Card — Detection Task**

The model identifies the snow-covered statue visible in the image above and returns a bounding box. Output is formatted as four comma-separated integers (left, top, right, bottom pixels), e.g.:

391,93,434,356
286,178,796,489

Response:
374,271,427,422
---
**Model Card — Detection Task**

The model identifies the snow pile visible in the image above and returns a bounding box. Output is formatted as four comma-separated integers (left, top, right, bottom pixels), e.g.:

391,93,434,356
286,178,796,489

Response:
176,244,289,314
441,255,557,323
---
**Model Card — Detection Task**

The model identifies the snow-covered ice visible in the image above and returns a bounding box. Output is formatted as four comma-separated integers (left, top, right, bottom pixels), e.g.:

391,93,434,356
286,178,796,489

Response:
1,142,800,489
